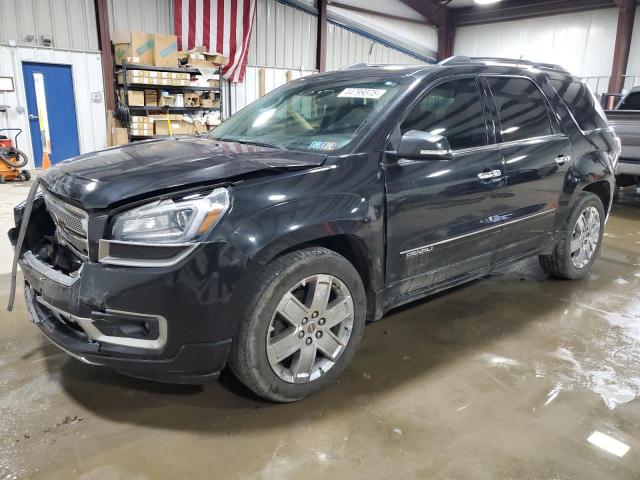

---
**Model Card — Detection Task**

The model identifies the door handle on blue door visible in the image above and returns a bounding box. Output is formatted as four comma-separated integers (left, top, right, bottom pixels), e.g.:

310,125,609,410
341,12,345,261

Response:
477,169,502,181
28,114,39,120
555,155,571,165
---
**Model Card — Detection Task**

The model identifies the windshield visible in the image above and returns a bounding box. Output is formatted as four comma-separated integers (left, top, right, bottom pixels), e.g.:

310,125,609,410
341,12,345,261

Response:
209,76,404,153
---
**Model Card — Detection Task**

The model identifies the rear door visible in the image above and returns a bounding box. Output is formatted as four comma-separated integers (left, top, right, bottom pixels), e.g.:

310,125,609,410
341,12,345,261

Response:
384,76,505,299
483,76,572,263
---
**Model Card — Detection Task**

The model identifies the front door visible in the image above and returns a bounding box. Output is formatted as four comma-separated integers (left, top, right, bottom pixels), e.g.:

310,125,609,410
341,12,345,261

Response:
22,62,80,167
384,76,506,302
483,76,572,263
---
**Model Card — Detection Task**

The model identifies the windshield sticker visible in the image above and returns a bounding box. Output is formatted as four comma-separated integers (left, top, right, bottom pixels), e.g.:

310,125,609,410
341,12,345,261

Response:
338,88,387,99
309,141,338,151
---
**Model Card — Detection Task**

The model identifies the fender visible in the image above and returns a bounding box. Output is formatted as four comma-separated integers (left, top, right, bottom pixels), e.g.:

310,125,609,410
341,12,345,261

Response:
229,192,385,292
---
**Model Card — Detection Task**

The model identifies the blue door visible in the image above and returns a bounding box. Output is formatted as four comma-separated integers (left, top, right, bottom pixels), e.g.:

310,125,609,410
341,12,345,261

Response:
22,62,80,167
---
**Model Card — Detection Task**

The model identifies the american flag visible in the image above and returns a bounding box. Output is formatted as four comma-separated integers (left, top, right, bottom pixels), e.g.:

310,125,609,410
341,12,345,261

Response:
173,0,257,82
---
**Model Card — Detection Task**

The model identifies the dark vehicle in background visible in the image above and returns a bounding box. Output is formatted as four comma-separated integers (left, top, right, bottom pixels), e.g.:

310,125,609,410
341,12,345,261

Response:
9,57,620,402
606,86,640,192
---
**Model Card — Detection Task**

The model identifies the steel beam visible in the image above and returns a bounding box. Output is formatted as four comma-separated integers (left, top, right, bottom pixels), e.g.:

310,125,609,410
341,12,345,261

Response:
94,0,114,111
317,0,328,72
608,0,637,94
454,0,618,26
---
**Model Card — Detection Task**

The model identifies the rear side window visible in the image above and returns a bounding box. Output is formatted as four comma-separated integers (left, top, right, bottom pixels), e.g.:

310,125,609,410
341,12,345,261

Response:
401,77,487,150
487,77,553,142
618,92,640,110
550,79,609,131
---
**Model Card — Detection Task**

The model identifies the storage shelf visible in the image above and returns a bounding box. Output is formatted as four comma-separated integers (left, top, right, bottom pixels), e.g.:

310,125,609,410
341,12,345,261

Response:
130,133,211,140
128,106,220,114
115,64,206,74
120,83,220,92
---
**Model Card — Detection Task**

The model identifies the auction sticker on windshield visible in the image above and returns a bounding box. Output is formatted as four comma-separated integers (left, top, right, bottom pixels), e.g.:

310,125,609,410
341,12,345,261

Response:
338,88,387,99
309,140,338,151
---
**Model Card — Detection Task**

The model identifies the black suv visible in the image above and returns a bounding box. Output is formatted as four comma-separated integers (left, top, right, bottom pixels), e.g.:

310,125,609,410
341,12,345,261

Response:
9,57,620,402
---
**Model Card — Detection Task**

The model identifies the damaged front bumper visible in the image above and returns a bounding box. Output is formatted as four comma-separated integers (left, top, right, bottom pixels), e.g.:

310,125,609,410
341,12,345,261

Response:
9,219,240,384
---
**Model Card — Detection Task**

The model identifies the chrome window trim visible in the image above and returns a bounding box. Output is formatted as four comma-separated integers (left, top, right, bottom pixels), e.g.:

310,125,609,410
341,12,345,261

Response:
34,294,168,351
400,208,557,258
98,239,198,267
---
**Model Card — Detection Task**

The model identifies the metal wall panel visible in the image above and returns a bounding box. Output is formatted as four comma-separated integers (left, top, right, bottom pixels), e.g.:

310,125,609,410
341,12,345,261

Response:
0,0,98,51
108,0,174,35
0,45,108,169
326,22,423,71
454,8,619,80
248,0,317,70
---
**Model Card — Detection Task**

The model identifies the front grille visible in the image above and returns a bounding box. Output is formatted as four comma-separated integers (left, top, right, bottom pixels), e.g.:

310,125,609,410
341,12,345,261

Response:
43,191,89,260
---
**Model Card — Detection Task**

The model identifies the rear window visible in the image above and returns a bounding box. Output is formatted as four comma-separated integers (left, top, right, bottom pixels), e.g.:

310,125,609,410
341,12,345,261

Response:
550,79,609,131
618,92,640,110
487,77,553,142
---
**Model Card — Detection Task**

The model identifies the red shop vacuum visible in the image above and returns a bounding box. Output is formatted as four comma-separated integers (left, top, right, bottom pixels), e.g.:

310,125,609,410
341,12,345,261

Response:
0,128,31,183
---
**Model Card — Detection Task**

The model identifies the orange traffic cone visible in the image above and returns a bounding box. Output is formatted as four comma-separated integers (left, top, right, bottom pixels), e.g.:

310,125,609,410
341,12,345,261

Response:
41,151,51,169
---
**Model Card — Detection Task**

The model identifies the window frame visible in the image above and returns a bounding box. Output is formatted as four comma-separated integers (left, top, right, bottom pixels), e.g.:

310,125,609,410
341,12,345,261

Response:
390,74,494,155
481,74,566,145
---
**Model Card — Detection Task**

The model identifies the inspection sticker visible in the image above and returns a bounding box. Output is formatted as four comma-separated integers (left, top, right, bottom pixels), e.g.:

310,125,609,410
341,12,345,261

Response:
309,140,338,151
338,88,387,99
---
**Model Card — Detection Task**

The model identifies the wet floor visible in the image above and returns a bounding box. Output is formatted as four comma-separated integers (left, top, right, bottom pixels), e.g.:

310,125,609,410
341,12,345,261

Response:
1,187,640,479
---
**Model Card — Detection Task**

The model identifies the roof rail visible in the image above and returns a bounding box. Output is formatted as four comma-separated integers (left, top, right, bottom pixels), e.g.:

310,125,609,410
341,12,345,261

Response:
340,63,371,70
438,56,570,74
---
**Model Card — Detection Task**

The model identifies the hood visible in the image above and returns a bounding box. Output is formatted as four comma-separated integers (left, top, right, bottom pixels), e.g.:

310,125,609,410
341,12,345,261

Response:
38,138,326,209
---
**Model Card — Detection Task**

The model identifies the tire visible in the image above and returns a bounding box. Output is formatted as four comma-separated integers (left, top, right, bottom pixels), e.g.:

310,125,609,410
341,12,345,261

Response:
229,247,366,402
539,192,605,280
19,170,31,182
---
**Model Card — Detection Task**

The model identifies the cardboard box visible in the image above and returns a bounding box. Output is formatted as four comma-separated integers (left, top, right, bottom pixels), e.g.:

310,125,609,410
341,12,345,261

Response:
159,94,175,107
144,90,158,106
153,33,178,68
130,127,154,137
112,31,154,65
184,93,200,108
154,117,196,136
208,79,220,88
127,90,145,106
200,98,220,109
111,127,128,145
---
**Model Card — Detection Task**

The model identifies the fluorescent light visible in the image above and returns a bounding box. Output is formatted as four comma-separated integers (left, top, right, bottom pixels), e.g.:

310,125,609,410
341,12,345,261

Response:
474,0,501,4
587,431,630,458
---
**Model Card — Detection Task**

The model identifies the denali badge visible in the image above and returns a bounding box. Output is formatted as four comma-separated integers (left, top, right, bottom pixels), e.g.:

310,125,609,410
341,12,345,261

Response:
403,245,434,258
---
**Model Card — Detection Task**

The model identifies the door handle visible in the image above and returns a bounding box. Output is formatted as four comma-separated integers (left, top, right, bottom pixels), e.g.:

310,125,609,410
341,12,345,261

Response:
28,114,39,120
477,169,503,181
555,155,571,165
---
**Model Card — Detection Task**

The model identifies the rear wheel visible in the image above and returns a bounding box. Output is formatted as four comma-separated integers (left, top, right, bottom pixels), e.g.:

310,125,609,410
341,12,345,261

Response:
229,247,366,402
539,192,605,279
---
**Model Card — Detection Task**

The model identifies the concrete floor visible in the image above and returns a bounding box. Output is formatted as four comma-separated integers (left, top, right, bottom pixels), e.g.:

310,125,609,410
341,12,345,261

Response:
1,183,640,480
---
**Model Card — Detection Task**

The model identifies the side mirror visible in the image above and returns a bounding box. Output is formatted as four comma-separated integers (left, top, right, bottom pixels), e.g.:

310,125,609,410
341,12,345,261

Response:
394,130,453,161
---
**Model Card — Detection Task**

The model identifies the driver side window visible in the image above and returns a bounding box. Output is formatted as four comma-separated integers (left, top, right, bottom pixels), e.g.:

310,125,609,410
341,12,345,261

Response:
401,77,488,150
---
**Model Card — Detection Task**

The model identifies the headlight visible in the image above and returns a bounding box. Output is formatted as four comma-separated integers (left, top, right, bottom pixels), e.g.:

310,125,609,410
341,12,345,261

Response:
111,188,230,243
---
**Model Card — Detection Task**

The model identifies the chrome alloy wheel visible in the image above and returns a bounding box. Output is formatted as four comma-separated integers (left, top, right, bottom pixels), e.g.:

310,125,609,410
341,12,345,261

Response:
570,206,601,269
266,274,355,384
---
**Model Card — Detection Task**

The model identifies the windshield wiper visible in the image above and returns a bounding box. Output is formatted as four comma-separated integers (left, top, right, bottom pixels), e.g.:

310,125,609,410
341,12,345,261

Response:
212,136,286,150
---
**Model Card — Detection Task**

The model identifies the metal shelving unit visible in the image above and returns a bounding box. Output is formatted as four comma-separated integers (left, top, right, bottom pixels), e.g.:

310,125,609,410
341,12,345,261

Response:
115,61,222,141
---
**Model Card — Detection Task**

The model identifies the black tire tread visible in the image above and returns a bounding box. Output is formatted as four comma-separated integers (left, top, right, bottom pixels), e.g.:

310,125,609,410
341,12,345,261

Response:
228,247,364,402
539,191,604,280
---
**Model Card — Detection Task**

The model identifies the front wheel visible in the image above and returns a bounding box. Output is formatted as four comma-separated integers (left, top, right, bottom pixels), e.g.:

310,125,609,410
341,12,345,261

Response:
539,192,605,279
229,247,366,402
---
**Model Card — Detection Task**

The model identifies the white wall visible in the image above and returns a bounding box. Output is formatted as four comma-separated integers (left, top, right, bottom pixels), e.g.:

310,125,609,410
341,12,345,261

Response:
454,8,619,94
0,0,98,51
626,8,640,91
0,45,107,170
108,0,174,35
329,2,437,62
